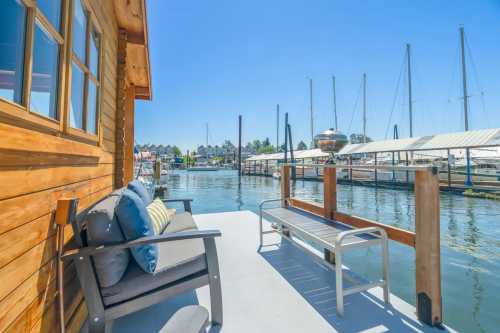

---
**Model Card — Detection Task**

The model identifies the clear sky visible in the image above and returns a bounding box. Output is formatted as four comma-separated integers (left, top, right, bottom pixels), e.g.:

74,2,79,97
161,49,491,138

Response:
135,0,500,152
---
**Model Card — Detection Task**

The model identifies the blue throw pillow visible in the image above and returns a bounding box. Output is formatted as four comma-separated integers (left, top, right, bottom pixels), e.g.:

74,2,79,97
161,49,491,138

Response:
127,179,153,205
115,189,157,273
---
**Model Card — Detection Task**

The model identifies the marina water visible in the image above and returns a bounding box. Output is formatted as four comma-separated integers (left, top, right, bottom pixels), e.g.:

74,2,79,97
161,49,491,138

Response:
166,170,499,333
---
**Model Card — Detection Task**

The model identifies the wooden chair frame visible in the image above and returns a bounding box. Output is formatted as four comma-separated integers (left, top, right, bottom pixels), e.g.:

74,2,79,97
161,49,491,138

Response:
60,198,223,333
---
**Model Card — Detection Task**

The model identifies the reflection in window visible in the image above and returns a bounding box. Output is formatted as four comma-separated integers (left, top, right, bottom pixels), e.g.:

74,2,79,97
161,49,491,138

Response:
0,1,26,104
72,0,87,62
30,21,59,119
89,27,100,78
87,81,98,134
70,64,84,129
37,0,62,32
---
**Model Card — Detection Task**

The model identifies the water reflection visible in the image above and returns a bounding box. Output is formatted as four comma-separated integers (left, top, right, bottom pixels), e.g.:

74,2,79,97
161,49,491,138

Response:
165,170,500,333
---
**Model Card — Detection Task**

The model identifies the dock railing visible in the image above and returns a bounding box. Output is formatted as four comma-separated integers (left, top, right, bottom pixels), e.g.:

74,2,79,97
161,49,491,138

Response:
280,163,442,327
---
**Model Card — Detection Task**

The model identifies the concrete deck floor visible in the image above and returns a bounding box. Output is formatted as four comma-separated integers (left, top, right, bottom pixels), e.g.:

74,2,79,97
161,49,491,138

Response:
92,210,456,333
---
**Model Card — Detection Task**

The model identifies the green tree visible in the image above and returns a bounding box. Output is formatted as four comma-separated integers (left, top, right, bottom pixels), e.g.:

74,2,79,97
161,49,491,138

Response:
258,145,275,154
252,139,262,150
172,146,182,157
297,141,307,150
262,137,271,147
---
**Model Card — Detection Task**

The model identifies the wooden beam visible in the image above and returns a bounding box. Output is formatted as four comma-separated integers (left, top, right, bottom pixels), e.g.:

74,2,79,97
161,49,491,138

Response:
334,212,416,247
289,198,324,217
323,167,337,219
126,31,145,45
415,169,442,326
123,86,135,184
281,165,290,207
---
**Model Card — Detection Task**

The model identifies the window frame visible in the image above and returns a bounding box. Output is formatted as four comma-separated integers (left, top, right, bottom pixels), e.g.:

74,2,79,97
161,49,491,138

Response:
65,0,103,142
0,0,67,133
0,0,103,145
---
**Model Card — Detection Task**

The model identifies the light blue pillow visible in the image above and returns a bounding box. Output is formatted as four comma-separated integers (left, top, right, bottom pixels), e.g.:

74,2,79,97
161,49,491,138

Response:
115,189,157,273
127,180,153,205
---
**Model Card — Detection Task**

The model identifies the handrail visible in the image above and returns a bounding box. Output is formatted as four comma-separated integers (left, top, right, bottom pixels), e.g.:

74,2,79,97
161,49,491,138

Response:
280,162,437,172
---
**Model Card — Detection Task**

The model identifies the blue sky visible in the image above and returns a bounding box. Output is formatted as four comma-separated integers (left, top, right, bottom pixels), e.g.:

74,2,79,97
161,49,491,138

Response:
135,0,500,152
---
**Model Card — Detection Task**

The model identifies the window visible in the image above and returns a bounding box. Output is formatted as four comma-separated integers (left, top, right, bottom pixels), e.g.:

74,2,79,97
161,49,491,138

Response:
70,0,101,134
0,0,63,122
30,20,60,119
0,1,27,104
0,0,102,140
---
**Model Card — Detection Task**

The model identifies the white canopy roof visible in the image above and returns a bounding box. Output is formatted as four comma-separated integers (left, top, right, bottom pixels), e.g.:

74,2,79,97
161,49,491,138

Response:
338,128,500,155
246,149,329,162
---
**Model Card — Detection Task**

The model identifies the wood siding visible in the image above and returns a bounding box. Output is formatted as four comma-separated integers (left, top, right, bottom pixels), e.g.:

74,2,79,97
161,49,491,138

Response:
0,1,124,332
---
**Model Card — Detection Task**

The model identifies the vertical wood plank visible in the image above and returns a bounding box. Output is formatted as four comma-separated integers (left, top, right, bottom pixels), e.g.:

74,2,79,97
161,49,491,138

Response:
123,86,135,184
415,168,442,326
281,165,290,207
323,167,337,219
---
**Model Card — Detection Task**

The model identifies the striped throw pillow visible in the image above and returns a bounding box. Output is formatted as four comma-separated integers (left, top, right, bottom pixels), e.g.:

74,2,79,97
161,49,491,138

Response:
146,198,176,234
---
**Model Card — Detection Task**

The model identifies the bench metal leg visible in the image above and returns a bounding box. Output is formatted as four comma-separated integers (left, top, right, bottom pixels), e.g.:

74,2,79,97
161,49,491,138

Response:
382,235,390,304
259,208,263,247
335,248,344,316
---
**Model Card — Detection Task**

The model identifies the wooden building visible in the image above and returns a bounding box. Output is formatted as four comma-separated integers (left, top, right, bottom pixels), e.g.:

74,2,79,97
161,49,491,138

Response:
0,0,152,332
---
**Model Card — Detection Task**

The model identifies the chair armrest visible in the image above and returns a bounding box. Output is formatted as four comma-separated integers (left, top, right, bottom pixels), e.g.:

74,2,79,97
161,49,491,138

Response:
162,198,193,213
61,229,221,261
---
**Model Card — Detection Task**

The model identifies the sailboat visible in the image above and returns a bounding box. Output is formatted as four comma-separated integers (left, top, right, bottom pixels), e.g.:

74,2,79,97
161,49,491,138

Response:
188,123,220,171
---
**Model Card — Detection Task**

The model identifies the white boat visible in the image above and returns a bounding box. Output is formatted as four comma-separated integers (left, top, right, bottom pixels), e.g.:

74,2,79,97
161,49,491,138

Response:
272,171,281,179
188,166,220,171
188,162,220,171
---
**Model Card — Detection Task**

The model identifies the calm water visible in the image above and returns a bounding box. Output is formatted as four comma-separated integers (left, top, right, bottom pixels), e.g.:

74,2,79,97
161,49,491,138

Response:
165,170,500,333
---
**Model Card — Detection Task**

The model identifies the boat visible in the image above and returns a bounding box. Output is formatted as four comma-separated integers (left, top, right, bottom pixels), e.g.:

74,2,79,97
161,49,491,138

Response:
188,161,220,171
272,171,281,179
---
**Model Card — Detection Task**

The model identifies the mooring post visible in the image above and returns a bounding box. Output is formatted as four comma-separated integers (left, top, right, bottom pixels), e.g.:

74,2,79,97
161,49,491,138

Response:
323,166,337,264
323,166,337,220
281,165,290,208
415,168,442,326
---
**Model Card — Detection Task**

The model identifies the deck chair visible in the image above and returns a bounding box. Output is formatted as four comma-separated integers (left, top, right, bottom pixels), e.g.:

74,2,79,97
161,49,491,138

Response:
60,194,222,333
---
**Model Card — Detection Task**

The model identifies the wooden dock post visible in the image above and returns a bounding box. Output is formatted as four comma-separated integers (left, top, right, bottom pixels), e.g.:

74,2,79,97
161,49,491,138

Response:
323,167,337,220
415,168,442,326
281,165,290,207
323,166,337,264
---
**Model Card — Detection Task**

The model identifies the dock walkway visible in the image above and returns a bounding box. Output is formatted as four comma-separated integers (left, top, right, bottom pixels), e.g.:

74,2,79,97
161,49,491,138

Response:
88,211,456,333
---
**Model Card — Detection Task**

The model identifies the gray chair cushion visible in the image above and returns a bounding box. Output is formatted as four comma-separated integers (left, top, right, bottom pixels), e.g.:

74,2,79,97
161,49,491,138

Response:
86,190,130,288
101,255,207,306
155,212,205,273
164,212,198,233
155,237,206,273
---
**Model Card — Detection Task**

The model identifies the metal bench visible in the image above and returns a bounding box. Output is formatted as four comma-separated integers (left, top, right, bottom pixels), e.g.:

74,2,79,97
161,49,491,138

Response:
259,199,390,316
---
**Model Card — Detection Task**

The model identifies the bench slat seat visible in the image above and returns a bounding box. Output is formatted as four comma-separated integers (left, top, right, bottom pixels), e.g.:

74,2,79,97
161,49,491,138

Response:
259,201,390,316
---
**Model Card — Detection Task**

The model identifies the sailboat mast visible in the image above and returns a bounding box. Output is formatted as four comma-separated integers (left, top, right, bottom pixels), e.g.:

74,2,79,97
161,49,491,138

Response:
332,75,338,130
406,44,413,138
276,104,280,152
460,25,473,186
206,122,209,146
460,26,469,131
363,73,367,143
309,78,314,147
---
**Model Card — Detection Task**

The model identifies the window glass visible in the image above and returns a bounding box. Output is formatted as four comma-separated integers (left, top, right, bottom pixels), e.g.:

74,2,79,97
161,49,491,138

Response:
30,21,59,119
87,80,97,134
0,1,26,104
89,26,100,78
72,0,87,62
70,63,84,129
37,0,62,32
